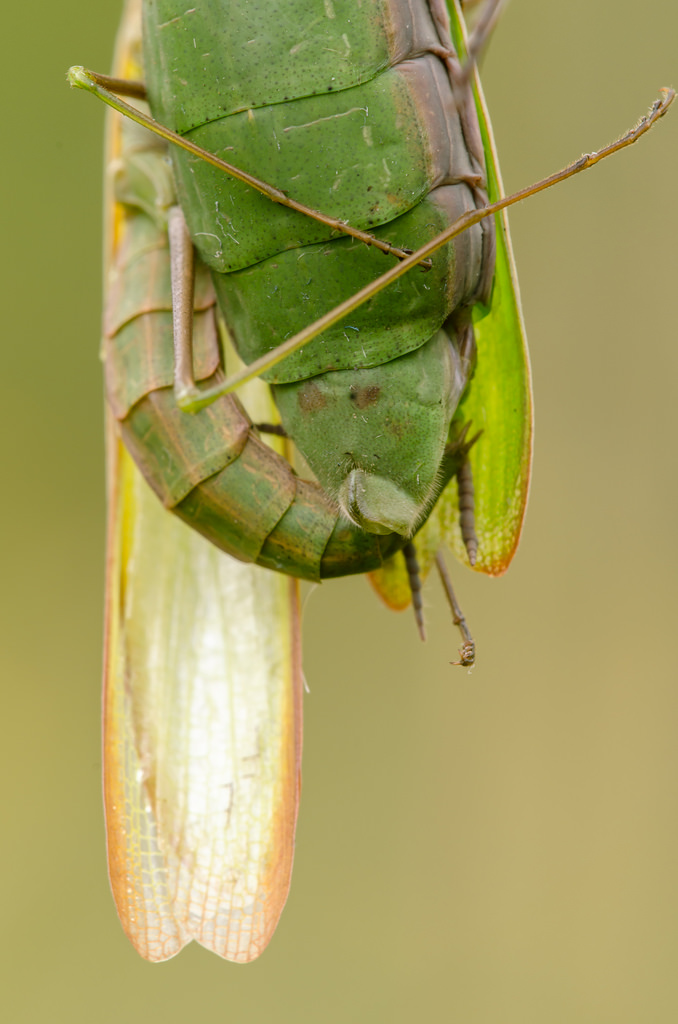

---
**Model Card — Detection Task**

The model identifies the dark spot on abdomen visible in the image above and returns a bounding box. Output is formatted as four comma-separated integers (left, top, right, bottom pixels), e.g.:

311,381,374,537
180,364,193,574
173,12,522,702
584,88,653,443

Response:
350,384,381,410
297,382,327,413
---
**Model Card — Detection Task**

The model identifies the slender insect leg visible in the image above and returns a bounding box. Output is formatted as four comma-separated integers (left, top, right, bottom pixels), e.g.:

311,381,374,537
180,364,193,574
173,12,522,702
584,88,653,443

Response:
449,416,482,568
464,0,507,66
457,453,478,568
402,541,426,643
435,551,475,667
444,312,482,569
443,0,507,99
167,205,197,401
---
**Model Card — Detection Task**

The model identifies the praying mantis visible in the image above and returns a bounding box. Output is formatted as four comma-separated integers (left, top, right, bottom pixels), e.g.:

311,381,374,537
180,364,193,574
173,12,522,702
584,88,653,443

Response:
67,0,672,961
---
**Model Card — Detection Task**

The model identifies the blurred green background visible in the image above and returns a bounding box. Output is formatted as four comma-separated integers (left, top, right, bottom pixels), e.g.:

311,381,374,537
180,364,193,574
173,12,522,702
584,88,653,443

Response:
2,1,676,1021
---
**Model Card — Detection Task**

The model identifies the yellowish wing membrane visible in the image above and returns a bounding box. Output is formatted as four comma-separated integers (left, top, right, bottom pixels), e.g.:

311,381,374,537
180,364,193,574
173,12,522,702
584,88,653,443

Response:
102,0,302,962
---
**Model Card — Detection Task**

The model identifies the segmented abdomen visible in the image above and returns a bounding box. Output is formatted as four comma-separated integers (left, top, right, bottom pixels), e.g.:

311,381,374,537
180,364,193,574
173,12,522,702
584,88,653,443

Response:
104,126,405,582
142,0,494,383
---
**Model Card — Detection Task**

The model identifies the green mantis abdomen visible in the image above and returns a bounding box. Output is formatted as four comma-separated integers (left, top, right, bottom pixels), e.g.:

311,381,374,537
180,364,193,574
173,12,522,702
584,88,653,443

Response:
143,0,493,378
141,0,495,537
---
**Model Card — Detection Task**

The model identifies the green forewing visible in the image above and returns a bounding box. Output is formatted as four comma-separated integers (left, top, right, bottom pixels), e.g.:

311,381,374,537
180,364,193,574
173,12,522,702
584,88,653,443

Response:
371,0,531,598
432,0,532,577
